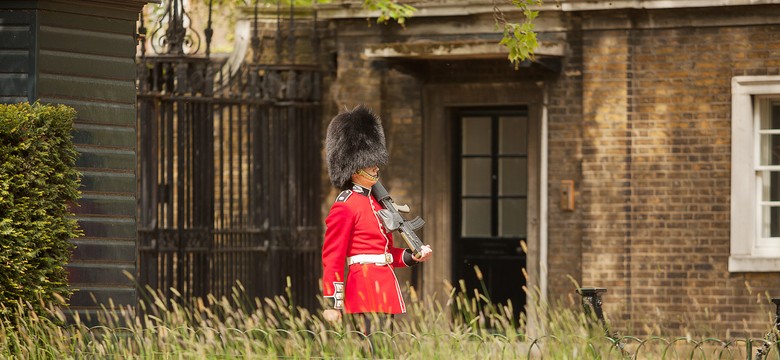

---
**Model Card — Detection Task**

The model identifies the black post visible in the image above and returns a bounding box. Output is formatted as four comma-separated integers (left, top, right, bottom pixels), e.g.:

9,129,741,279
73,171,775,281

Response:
205,0,213,58
576,287,608,328
576,287,629,358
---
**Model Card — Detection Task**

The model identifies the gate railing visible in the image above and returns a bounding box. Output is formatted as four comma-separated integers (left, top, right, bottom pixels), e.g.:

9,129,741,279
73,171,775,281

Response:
136,0,322,310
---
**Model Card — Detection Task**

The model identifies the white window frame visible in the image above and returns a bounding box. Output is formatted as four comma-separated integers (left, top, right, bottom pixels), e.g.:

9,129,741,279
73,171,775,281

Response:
730,76,780,272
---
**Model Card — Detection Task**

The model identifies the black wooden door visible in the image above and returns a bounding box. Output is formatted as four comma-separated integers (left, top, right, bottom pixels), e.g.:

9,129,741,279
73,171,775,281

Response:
453,107,528,321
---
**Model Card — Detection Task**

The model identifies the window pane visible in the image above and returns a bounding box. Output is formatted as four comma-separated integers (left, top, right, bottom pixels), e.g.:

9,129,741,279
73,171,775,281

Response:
462,116,491,155
462,158,491,196
760,171,780,202
759,134,780,166
759,101,780,129
499,158,527,196
499,199,526,237
462,199,491,236
499,116,527,155
759,100,780,242
760,205,780,238
775,103,780,127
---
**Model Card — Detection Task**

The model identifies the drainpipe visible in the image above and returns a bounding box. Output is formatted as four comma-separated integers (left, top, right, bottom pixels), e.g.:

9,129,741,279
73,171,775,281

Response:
540,84,549,308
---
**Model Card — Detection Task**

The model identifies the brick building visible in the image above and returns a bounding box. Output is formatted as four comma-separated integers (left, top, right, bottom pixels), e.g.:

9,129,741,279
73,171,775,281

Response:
316,0,780,335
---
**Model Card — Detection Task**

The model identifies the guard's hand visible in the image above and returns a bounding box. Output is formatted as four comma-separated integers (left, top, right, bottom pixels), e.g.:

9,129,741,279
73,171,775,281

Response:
414,245,433,262
323,309,342,322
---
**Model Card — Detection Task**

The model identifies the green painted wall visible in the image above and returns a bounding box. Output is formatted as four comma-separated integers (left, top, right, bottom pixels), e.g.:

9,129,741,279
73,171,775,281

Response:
0,10,36,103
0,0,148,321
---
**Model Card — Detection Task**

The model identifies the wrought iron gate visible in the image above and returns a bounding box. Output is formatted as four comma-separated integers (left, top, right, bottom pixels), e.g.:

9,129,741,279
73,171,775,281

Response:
136,1,322,309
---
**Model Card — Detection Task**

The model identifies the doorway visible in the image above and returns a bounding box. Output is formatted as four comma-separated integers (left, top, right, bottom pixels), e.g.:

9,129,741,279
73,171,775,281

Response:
452,107,529,321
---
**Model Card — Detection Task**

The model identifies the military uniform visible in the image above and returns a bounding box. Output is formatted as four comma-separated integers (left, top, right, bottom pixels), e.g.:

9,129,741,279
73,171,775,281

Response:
322,183,417,314
321,105,422,316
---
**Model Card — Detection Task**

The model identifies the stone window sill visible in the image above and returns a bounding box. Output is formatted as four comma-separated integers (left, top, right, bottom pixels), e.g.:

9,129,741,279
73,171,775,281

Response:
729,256,780,272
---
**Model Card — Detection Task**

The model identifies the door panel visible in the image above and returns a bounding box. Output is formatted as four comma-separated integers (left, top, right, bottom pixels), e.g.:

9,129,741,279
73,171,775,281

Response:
453,108,529,322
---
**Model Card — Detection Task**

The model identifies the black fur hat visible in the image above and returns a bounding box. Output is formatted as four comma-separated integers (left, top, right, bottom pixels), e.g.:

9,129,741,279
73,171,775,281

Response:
325,105,388,189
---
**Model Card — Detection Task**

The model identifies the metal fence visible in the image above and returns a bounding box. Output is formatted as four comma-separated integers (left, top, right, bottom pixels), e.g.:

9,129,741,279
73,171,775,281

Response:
136,0,322,309
574,288,780,360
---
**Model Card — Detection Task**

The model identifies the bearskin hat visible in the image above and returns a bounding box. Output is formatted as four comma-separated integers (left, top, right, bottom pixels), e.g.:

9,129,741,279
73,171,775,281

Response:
325,105,388,189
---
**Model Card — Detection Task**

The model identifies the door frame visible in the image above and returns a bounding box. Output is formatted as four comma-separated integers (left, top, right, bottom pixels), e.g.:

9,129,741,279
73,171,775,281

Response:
422,82,543,322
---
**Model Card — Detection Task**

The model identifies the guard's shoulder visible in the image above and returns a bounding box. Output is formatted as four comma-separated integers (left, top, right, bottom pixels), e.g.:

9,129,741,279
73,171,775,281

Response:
334,190,353,203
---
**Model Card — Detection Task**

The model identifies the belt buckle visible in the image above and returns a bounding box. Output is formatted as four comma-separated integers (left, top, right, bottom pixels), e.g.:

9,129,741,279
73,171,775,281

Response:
385,253,392,264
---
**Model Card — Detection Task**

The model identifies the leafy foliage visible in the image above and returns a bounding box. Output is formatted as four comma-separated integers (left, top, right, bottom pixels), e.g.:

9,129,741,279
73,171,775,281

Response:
362,0,416,26
496,0,542,68
0,103,81,318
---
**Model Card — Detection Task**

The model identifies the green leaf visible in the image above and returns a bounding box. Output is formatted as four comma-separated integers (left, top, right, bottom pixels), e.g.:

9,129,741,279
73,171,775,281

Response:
495,0,541,67
363,0,416,26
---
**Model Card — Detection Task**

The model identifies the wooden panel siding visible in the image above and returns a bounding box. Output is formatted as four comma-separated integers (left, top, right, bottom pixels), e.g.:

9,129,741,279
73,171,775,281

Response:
36,8,139,316
0,0,148,321
39,50,136,81
75,147,136,170
0,10,36,103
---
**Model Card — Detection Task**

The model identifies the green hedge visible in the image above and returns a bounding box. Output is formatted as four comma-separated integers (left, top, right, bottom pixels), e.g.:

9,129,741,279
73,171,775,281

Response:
0,103,81,315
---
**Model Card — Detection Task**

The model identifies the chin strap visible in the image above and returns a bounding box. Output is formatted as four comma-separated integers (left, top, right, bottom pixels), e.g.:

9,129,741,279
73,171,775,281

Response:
356,168,379,182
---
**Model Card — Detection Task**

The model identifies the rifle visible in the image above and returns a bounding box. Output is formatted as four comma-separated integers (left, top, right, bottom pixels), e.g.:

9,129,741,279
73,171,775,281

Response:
371,181,426,257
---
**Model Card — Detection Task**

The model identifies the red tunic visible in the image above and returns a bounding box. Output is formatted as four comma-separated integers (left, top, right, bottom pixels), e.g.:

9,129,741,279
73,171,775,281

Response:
321,184,412,314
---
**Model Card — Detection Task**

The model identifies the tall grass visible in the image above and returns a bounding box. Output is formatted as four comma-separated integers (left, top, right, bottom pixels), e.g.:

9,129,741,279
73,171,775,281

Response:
0,279,775,359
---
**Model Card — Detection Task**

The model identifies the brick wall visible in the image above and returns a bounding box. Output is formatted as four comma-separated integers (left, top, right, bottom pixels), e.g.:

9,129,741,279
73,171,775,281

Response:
568,14,780,335
380,67,425,289
580,27,634,325
320,22,426,290
322,5,780,336
546,17,585,308
320,23,384,207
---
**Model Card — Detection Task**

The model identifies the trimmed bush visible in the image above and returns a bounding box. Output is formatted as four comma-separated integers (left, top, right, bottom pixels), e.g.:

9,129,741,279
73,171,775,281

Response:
0,102,81,315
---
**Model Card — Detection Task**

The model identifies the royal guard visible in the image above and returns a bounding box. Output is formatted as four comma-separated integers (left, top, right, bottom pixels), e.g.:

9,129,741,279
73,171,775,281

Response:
321,105,432,328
